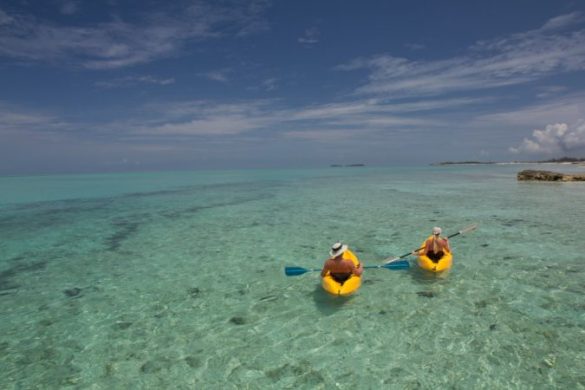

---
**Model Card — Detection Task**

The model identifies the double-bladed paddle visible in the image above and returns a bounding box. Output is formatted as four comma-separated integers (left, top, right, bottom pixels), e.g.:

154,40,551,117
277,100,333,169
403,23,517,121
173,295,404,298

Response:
383,223,478,264
284,260,410,277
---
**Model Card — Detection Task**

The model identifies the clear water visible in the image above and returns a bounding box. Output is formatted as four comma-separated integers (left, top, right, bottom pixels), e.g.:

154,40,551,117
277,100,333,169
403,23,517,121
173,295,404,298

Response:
1,165,584,389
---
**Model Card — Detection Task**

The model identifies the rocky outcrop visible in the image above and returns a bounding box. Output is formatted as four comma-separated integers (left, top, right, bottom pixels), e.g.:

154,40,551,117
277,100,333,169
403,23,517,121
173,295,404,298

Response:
517,170,585,181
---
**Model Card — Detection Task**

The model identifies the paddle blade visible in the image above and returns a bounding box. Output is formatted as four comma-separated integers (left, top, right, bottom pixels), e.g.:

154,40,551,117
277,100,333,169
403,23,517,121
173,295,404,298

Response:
459,223,478,235
383,260,410,270
448,224,478,238
284,266,315,276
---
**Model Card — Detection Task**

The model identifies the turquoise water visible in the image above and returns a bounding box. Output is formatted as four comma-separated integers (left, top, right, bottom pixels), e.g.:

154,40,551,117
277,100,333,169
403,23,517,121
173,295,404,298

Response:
1,165,584,389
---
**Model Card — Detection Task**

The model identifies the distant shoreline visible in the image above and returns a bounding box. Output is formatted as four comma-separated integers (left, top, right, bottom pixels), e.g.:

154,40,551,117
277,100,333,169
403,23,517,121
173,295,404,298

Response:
433,157,585,166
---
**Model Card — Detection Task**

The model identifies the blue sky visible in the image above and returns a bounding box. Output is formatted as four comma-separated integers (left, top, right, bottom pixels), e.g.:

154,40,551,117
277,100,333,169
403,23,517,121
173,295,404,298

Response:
1,0,585,174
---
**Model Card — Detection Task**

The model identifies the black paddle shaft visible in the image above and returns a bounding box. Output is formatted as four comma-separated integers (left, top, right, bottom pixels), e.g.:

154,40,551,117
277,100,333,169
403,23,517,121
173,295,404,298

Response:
395,231,464,259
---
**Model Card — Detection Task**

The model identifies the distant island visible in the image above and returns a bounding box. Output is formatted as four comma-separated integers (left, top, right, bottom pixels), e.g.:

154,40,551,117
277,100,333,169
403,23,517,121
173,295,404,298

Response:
434,157,585,166
330,164,366,167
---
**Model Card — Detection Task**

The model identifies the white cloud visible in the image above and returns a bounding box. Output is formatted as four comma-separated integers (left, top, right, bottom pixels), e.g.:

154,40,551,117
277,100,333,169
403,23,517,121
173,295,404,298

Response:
0,102,62,133
291,97,486,121
284,128,360,141
134,100,278,136
540,12,584,32
475,94,585,128
200,69,230,83
0,8,13,25
0,2,270,69
536,85,568,98
262,78,277,91
510,121,585,154
298,27,320,46
404,43,425,51
95,75,175,88
338,13,585,98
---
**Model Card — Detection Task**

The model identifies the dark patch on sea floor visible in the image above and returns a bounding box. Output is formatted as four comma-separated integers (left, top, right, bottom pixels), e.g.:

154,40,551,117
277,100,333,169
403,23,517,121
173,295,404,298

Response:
491,216,526,227
140,357,173,374
258,294,278,302
105,219,140,251
160,194,273,220
229,316,246,325
0,199,111,239
113,321,133,330
0,260,47,293
417,291,435,298
266,361,325,386
184,356,202,368
63,287,82,297
187,287,201,298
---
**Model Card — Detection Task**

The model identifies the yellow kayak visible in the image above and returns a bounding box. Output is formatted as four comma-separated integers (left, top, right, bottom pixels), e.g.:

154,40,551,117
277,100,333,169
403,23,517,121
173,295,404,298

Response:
321,249,361,296
417,242,453,273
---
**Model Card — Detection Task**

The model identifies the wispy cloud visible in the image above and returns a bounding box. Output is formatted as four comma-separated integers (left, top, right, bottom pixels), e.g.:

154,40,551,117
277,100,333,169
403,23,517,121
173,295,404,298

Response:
404,43,425,51
95,75,175,88
0,1,270,69
1,91,489,144
298,27,320,46
338,12,585,98
262,78,278,91
0,102,63,133
0,8,12,25
199,69,231,83
133,100,278,136
284,128,361,141
536,85,568,98
474,94,585,128
540,12,584,31
128,95,476,142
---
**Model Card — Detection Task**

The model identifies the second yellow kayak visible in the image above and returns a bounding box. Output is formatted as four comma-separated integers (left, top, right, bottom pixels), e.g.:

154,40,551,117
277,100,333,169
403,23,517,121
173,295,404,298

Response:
417,250,453,272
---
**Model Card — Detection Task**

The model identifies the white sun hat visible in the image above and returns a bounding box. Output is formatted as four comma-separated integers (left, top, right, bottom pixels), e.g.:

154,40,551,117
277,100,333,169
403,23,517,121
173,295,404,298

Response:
432,227,442,235
329,242,348,257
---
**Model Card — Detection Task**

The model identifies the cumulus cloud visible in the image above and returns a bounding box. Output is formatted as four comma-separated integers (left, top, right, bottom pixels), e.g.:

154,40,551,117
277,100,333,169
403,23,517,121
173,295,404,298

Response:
0,1,269,69
509,121,585,154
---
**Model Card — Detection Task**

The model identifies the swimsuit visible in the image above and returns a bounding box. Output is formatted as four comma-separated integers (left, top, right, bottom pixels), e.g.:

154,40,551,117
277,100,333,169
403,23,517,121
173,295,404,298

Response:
330,272,352,284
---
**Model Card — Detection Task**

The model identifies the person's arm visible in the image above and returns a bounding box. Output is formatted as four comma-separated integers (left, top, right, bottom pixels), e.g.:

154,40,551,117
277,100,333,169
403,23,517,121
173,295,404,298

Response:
413,239,428,256
444,238,451,252
320,260,330,277
353,260,363,276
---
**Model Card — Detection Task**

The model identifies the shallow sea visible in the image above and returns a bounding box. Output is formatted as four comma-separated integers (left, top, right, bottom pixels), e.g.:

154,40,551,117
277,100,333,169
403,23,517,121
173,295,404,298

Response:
1,164,584,389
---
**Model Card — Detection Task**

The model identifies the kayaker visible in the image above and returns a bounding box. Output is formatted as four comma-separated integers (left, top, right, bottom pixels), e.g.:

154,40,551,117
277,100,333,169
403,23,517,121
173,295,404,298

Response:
321,242,363,283
414,227,451,262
